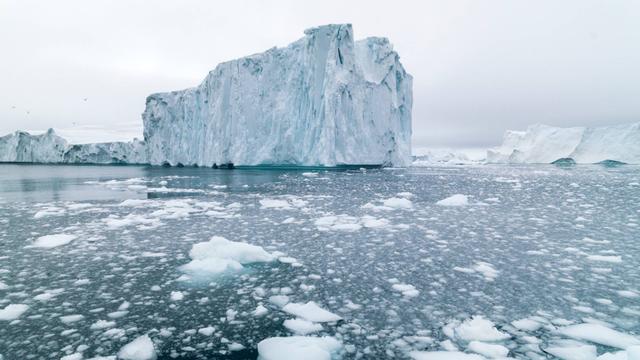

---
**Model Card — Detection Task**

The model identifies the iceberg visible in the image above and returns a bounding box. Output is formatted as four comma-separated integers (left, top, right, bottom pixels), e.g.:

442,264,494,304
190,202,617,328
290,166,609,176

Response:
143,24,412,167
0,129,146,164
1,25,411,167
487,122,640,164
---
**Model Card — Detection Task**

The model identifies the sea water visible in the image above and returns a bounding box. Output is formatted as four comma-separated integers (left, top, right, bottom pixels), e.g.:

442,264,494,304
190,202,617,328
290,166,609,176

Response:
0,164,639,359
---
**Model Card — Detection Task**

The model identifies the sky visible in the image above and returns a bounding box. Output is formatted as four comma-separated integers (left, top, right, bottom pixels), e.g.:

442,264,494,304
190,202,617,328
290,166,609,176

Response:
1,0,639,148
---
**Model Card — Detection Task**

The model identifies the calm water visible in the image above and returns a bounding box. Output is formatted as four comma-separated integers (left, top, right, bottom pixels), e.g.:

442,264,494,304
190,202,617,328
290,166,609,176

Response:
0,164,639,359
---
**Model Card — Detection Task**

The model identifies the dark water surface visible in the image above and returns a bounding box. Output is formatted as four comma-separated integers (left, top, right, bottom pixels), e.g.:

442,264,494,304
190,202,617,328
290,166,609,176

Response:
0,164,639,359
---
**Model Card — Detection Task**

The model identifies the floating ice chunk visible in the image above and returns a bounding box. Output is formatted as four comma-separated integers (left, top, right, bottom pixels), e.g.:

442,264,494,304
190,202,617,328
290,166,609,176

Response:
283,318,324,335
260,199,292,210
314,215,362,232
0,304,28,321
86,356,116,360
382,197,413,209
511,318,542,331
103,215,161,230
90,320,116,330
467,341,509,358
228,342,245,351
181,236,274,277
391,283,420,297
586,255,623,263
302,172,319,177
118,335,157,360
617,290,639,298
454,316,510,342
181,258,243,276
454,262,498,281
472,262,498,281
269,295,290,308
170,291,184,301
60,314,84,324
61,353,83,360
282,302,342,322
361,216,390,229
190,236,274,263
409,351,484,360
558,323,640,349
436,194,469,206
253,304,269,317
31,234,77,248
0,281,8,290
545,343,597,360
34,207,66,219
34,288,64,301
198,326,215,336
257,336,342,360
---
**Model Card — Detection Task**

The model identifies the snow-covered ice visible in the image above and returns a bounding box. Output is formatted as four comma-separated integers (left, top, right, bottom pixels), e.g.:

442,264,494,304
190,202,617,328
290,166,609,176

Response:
180,236,275,277
282,301,342,322
283,318,324,335
487,122,640,164
0,304,29,321
117,335,156,360
30,234,77,248
436,194,469,207
257,336,342,360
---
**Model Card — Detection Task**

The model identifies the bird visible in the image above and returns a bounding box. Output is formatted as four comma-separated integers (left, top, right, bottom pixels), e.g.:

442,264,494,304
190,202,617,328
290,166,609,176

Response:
83,98,88,102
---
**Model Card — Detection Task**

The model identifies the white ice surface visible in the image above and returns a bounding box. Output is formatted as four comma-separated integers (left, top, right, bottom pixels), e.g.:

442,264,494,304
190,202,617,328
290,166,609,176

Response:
181,236,274,277
117,335,157,360
436,195,469,207
0,304,29,321
487,122,640,164
143,24,412,167
558,323,640,349
31,234,77,249
282,301,342,322
257,336,342,360
409,351,484,360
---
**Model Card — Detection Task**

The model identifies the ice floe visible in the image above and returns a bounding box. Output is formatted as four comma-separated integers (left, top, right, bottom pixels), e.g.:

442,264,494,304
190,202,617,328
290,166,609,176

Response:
0,303,29,321
257,336,342,360
30,234,77,248
181,236,274,277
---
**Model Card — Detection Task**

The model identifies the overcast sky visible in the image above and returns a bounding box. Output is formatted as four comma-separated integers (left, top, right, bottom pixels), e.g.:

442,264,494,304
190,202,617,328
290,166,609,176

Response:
1,0,639,148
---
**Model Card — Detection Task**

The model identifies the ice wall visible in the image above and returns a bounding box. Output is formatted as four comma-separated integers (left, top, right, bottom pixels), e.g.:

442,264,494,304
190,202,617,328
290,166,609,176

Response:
0,129,146,164
143,24,412,167
487,122,640,164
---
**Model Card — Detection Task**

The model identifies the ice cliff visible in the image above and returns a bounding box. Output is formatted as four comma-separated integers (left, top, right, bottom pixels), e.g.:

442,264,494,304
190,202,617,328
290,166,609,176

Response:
0,24,411,167
0,129,146,164
487,122,640,164
143,24,412,167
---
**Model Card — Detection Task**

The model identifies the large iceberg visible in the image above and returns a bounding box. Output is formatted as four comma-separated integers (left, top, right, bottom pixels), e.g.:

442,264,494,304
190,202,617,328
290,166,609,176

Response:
0,129,146,164
487,122,640,164
0,24,412,167
143,24,412,167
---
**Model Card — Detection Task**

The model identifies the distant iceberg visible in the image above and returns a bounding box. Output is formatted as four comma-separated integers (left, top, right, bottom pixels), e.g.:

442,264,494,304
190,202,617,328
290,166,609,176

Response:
143,24,412,167
0,129,146,164
0,24,412,167
412,148,485,166
487,122,640,164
